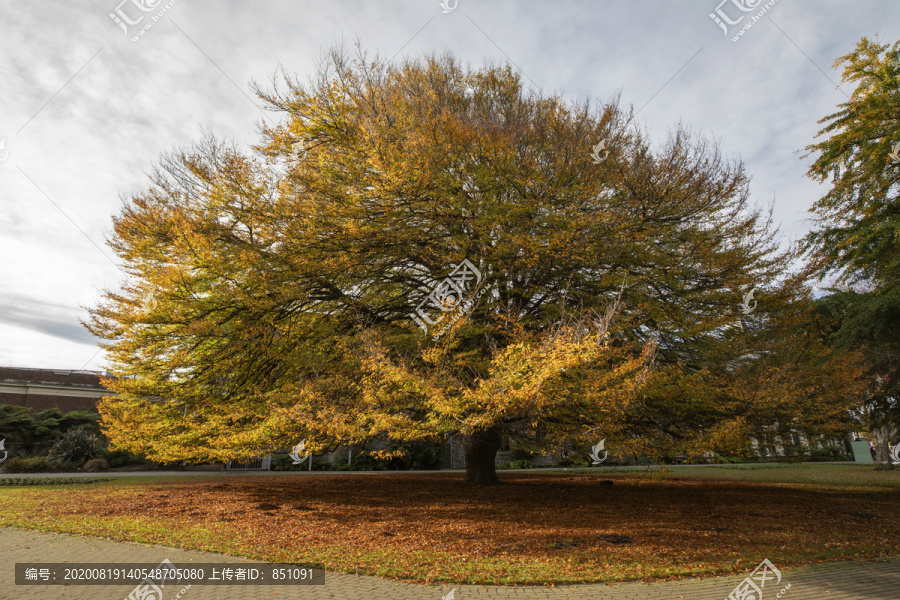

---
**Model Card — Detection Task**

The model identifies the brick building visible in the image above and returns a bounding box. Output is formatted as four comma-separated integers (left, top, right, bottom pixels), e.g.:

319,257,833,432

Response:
0,367,115,413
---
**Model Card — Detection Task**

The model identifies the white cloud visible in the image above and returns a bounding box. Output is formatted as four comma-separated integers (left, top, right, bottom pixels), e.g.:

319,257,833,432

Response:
0,0,895,370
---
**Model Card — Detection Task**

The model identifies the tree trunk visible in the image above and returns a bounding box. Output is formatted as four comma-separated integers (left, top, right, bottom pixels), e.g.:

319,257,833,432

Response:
464,427,501,484
872,424,896,470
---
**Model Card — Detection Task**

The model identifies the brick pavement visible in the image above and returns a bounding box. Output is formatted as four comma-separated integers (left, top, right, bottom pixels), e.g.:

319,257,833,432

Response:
1,527,898,600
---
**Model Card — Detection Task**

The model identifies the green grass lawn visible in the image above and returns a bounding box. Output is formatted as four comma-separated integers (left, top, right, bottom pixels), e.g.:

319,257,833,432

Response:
0,464,898,585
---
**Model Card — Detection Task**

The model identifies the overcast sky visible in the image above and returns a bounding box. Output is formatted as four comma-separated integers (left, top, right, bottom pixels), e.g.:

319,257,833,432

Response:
0,0,895,372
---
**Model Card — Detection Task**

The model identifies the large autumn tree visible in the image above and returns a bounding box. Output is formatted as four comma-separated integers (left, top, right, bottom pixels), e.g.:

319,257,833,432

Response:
802,36,900,469
88,46,847,483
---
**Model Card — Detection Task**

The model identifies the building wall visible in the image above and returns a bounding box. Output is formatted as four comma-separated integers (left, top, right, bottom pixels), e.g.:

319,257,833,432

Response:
0,367,114,412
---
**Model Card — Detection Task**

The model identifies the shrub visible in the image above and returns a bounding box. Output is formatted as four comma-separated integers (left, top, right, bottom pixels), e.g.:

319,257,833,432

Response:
348,440,443,471
84,458,109,472
272,454,308,471
1,456,49,473
47,426,105,468
350,451,390,471
779,444,808,461
58,410,102,436
507,459,535,469
2,457,27,472
0,406,103,457
809,446,844,462
775,454,806,463
100,448,145,468
714,455,755,464
0,405,35,451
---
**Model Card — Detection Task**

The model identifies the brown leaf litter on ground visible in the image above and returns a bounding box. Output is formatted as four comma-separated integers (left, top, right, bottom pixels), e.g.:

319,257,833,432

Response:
14,472,900,585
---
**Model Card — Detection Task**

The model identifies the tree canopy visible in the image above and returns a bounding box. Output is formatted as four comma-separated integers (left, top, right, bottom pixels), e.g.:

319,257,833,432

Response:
87,46,864,482
802,36,900,468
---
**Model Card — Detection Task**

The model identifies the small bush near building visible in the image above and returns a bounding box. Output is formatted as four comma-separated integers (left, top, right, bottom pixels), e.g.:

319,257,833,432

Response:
1,456,50,473
99,448,146,468
809,446,845,462
47,426,104,468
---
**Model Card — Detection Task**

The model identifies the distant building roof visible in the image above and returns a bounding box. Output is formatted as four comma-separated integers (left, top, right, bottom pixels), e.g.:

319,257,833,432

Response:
0,367,116,412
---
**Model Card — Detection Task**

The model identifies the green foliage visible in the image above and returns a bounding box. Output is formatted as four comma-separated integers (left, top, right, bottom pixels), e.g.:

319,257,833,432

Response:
390,440,443,470
350,452,390,471
507,459,536,469
28,409,63,453
1,456,49,473
0,405,104,455
99,448,145,468
803,37,900,289
802,37,900,459
809,446,845,462
348,441,443,471
0,405,34,448
47,426,105,468
271,454,308,471
58,410,101,436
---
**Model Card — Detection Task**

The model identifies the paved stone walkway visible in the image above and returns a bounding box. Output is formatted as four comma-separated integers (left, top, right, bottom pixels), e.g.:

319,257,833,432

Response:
2,527,898,600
